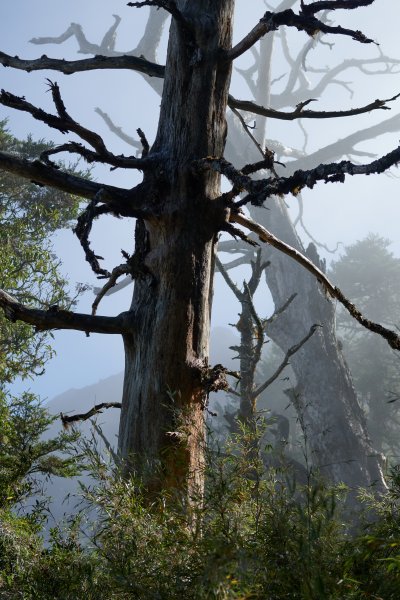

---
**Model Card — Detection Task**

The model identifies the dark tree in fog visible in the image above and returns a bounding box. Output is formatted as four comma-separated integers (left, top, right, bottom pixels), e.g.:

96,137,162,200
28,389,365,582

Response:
331,235,400,458
1,0,400,498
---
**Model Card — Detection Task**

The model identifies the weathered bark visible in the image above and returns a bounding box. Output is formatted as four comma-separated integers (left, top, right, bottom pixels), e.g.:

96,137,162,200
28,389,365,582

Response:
118,1,234,495
237,297,258,423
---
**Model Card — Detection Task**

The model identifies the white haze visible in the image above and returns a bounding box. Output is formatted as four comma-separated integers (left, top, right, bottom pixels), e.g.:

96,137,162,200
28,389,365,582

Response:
1,0,400,400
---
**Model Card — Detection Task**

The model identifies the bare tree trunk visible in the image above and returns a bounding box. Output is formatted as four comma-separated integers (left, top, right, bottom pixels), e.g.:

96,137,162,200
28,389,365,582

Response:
223,9,387,493
118,1,234,496
237,297,258,424
252,200,387,493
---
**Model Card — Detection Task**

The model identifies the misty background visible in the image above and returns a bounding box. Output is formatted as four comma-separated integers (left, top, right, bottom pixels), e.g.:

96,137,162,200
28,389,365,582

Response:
1,0,400,411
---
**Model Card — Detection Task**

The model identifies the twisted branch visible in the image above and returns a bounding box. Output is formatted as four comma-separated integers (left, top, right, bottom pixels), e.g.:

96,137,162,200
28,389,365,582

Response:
61,403,122,427
92,264,132,315
0,289,129,335
228,92,400,122
198,145,400,208
230,212,400,352
0,85,159,171
227,6,376,62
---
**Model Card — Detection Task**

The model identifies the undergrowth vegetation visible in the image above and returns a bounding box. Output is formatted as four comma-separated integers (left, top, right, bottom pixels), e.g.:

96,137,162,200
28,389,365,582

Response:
1,411,400,599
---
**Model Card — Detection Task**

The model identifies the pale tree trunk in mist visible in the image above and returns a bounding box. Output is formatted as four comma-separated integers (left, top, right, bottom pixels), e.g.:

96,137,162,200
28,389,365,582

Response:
254,200,386,492
226,28,387,494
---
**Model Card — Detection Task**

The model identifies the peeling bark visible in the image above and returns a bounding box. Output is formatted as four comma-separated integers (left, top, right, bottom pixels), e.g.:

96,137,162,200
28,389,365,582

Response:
118,0,234,496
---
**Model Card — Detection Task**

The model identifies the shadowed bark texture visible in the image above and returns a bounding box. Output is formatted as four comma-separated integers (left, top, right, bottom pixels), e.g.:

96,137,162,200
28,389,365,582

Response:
118,1,234,494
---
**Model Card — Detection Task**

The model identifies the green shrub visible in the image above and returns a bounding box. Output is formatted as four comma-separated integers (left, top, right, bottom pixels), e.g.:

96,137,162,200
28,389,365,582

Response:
1,418,400,599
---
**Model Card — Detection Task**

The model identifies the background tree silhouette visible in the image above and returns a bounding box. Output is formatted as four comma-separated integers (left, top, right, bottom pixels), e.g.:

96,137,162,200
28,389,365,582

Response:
331,235,400,459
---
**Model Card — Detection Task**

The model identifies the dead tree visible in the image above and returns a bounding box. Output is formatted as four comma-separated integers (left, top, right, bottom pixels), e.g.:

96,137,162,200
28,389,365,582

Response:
222,0,400,494
216,253,314,483
1,1,400,499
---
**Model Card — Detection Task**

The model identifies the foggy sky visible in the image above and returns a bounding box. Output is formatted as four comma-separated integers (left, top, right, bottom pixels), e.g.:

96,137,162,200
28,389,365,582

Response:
1,0,400,401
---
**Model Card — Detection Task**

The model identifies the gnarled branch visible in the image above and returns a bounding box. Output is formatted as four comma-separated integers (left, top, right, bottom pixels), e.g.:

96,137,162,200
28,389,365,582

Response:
289,110,400,172
300,1,374,15
230,212,400,352
228,92,400,122
227,6,375,62
0,85,159,172
61,403,121,427
198,146,400,207
74,200,112,279
92,264,132,315
0,51,165,78
0,289,130,335
0,151,150,218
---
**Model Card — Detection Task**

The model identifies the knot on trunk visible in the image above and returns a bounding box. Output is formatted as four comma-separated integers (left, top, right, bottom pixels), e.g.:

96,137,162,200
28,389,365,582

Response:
200,363,230,394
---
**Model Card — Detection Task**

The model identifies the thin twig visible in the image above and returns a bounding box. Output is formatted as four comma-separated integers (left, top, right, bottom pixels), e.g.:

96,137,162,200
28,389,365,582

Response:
253,324,319,398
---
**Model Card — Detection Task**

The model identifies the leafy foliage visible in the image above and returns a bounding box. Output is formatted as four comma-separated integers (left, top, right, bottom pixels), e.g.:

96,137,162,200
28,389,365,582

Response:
330,235,400,458
0,120,84,383
0,391,84,598
0,123,88,596
0,391,81,509
1,419,400,599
